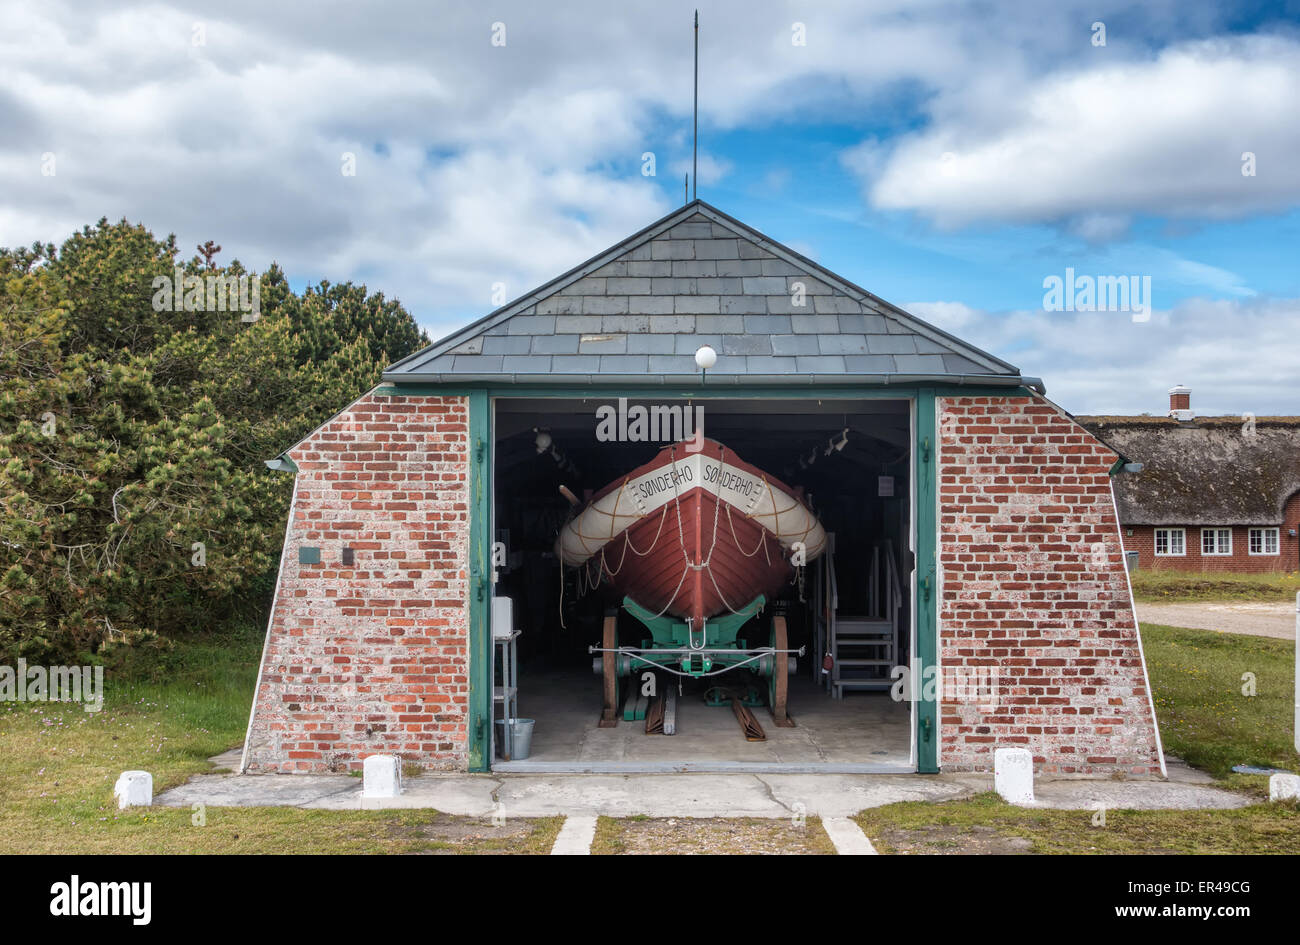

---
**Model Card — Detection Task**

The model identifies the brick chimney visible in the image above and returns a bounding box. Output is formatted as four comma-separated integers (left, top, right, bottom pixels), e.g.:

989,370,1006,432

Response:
1168,384,1193,421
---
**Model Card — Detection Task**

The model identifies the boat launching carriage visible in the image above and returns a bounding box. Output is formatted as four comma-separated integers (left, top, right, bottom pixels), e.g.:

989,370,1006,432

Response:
555,438,827,728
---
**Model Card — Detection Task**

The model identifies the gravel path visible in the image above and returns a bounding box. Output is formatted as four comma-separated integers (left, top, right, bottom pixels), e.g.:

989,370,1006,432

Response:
1136,601,1295,639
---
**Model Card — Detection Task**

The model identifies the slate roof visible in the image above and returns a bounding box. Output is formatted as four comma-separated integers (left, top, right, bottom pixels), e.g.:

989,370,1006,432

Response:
384,200,1036,388
1077,416,1300,526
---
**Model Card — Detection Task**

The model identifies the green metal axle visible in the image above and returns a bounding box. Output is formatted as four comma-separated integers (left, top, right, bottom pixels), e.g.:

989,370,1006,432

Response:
619,594,768,678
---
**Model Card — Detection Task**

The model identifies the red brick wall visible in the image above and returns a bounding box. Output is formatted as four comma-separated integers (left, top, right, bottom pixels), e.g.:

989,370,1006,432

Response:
937,396,1162,776
1123,495,1300,573
242,390,472,773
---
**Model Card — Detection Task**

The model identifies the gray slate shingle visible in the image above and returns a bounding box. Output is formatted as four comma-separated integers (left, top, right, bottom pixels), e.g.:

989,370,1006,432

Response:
383,204,1021,384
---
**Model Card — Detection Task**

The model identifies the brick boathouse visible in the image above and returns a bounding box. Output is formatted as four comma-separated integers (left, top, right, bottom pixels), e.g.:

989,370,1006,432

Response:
241,201,1165,778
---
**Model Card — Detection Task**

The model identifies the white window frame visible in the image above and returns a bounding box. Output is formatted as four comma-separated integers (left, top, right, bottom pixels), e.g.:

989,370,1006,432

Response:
1155,528,1185,556
1248,527,1280,556
1200,527,1232,556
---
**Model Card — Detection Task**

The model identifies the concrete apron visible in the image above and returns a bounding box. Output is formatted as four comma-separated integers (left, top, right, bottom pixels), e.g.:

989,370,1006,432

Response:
157,756,1252,818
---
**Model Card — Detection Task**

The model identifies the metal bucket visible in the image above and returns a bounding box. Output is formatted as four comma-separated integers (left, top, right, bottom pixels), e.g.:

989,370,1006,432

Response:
494,719,535,760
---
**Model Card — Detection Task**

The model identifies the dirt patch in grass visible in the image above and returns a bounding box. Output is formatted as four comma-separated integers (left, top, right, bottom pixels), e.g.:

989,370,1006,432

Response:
874,823,1035,855
592,816,836,855
388,813,562,855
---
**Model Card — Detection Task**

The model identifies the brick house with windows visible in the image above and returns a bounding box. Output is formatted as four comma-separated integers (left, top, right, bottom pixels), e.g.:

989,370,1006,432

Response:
1079,388,1300,574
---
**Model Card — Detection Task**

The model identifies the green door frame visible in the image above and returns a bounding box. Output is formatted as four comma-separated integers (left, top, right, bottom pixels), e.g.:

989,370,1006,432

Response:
466,389,492,771
374,381,1028,773
914,388,939,773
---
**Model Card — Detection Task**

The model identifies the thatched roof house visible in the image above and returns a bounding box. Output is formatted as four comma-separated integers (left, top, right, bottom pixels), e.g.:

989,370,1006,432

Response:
1077,388,1300,572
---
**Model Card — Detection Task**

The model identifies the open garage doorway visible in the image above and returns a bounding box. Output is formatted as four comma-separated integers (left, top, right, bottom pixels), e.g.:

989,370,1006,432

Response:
488,395,916,772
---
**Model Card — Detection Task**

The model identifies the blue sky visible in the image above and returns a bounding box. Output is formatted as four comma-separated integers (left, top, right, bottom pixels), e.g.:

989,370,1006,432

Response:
689,124,1299,312
2,0,1298,414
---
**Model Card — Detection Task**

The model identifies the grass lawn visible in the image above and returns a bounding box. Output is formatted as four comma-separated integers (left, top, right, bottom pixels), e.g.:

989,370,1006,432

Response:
850,623,1299,855
1130,569,1300,603
855,792,1299,854
0,629,560,854
2,622,1296,854
1140,623,1298,794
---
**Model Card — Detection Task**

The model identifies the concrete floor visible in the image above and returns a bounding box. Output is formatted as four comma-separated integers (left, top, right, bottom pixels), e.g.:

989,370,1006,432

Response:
497,668,912,772
161,754,1254,816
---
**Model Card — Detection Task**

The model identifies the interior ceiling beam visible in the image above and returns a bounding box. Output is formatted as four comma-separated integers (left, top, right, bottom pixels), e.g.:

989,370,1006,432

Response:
495,398,910,416
496,414,910,438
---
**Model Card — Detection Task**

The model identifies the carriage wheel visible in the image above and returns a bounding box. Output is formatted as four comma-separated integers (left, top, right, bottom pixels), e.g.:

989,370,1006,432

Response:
599,613,619,727
768,615,793,727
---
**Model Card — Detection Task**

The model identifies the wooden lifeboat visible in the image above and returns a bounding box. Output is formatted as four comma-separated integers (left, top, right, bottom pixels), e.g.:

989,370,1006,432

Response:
555,439,826,629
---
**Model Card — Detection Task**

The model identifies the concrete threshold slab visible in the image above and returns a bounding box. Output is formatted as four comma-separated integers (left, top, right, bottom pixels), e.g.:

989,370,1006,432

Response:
491,761,916,775
155,770,1255,818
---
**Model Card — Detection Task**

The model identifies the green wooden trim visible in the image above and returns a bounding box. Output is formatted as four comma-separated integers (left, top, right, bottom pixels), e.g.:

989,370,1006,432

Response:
467,390,491,772
376,383,1040,400
407,379,966,773
914,388,939,773
375,385,478,398
486,384,1037,400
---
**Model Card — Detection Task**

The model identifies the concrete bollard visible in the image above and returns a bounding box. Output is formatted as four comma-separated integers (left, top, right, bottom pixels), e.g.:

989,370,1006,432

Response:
113,771,152,809
362,754,403,798
1269,773,1300,803
994,748,1035,804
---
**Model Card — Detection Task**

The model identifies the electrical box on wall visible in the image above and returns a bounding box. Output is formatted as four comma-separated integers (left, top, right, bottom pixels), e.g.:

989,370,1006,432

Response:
342,546,355,566
491,596,514,640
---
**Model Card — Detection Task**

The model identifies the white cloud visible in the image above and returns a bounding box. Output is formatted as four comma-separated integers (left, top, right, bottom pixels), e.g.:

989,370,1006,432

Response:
0,0,1292,356
864,35,1300,230
905,296,1300,415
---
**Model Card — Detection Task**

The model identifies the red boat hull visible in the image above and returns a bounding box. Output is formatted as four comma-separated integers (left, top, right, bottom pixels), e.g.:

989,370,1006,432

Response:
596,485,793,628
568,440,813,627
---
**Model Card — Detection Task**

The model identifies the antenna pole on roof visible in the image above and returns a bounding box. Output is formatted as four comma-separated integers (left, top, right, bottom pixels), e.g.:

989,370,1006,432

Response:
692,9,698,201
684,174,689,206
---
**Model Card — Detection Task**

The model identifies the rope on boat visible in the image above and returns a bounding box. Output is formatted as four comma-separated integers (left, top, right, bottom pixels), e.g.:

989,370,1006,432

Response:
639,562,692,621
593,502,671,581
725,502,771,562
559,445,825,566
706,557,746,616
558,550,567,630
557,441,827,623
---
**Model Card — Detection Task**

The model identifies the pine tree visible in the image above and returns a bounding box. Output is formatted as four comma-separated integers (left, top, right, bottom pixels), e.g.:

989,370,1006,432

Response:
0,220,429,660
